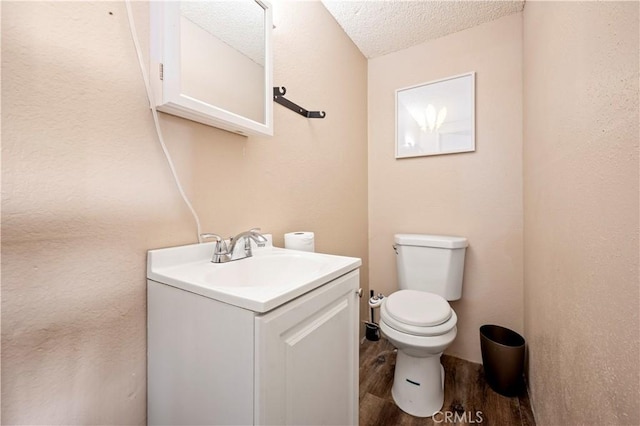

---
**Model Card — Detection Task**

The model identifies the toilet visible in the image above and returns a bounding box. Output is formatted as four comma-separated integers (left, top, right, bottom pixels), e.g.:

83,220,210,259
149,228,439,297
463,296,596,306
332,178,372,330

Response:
379,233,468,418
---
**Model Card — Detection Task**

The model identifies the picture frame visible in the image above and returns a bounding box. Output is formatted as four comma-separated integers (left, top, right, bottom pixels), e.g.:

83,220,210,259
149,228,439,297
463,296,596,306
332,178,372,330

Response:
395,72,475,158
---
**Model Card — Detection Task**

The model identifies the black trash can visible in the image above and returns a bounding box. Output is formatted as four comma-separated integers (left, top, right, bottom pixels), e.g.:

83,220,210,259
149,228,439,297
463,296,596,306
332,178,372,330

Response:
480,325,525,396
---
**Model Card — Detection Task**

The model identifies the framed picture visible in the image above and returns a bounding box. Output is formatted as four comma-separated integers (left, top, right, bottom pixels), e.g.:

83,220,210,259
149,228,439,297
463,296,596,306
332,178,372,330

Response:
395,72,475,159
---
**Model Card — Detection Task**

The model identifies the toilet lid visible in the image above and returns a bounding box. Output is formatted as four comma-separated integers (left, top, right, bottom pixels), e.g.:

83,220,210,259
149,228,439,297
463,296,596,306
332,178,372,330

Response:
385,290,452,327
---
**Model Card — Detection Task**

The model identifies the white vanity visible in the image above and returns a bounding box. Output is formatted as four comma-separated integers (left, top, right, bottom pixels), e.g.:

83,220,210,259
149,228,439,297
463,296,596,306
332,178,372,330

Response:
147,239,361,425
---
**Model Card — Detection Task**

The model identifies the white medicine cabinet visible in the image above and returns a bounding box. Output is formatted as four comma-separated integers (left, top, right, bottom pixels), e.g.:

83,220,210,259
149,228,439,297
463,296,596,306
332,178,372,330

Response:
150,1,273,136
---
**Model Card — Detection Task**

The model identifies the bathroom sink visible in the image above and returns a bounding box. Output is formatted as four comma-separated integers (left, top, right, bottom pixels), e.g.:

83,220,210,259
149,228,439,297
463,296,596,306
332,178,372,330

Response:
147,239,361,312
202,252,329,288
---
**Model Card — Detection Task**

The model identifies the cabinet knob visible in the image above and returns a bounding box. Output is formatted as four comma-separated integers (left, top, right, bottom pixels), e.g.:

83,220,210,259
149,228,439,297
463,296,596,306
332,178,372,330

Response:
356,288,363,297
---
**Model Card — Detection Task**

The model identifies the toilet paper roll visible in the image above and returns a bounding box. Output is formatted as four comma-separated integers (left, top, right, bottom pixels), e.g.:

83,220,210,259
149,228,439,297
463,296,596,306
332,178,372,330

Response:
284,232,315,252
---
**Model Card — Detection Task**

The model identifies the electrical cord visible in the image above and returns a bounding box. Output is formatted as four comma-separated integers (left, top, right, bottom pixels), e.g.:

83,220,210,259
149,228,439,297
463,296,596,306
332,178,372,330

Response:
124,0,203,243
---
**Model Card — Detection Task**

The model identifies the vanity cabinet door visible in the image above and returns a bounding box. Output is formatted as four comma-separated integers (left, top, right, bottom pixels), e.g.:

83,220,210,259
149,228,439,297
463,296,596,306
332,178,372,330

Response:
254,270,360,426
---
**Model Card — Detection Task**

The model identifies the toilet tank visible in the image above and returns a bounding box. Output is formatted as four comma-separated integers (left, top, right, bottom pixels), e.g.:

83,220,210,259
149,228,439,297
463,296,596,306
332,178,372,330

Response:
394,234,468,301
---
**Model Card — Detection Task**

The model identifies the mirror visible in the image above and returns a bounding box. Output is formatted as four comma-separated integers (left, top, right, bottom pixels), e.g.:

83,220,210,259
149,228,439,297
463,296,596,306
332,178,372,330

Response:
150,0,273,136
180,1,265,124
396,72,475,158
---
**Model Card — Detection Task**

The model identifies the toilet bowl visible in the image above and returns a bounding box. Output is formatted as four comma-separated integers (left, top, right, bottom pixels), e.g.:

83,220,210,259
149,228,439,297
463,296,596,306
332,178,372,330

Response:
381,233,468,418
380,289,458,417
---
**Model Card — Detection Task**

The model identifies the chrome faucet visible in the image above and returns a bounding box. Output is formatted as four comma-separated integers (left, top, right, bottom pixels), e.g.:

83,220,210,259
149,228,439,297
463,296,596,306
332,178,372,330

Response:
200,228,267,263
199,233,229,263
228,228,268,259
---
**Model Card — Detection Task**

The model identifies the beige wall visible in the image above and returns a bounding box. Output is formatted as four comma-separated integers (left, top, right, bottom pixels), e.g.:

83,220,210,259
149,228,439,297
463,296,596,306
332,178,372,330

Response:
523,2,639,425
1,1,368,424
368,13,523,363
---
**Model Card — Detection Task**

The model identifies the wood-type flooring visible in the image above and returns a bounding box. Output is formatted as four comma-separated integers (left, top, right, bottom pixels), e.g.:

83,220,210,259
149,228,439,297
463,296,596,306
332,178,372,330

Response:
359,338,535,426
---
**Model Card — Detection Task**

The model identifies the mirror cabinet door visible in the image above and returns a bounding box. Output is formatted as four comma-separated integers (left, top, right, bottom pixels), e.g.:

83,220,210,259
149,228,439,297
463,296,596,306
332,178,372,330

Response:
150,0,273,137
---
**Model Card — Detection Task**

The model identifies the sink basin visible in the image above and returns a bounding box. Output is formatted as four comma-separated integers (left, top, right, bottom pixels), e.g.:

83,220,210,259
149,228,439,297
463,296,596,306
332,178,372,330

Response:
147,239,361,312
203,252,329,288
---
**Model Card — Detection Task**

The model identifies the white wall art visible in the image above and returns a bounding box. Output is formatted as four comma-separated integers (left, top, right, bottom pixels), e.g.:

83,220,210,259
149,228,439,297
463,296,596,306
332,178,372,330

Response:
396,72,475,158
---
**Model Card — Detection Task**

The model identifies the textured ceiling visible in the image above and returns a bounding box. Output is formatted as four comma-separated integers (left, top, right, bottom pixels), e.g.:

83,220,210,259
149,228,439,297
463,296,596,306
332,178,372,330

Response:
321,0,525,58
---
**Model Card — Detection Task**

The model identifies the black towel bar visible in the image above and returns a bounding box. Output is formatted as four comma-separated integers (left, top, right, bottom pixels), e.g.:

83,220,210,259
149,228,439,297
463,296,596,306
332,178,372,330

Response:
273,86,326,119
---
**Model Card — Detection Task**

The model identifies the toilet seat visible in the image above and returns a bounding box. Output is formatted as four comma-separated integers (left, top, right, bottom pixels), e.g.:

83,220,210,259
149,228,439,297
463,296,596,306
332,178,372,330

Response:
381,290,457,337
385,290,452,326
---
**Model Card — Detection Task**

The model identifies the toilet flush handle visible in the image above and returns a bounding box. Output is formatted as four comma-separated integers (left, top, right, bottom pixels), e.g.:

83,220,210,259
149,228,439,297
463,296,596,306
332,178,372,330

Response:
393,244,398,254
